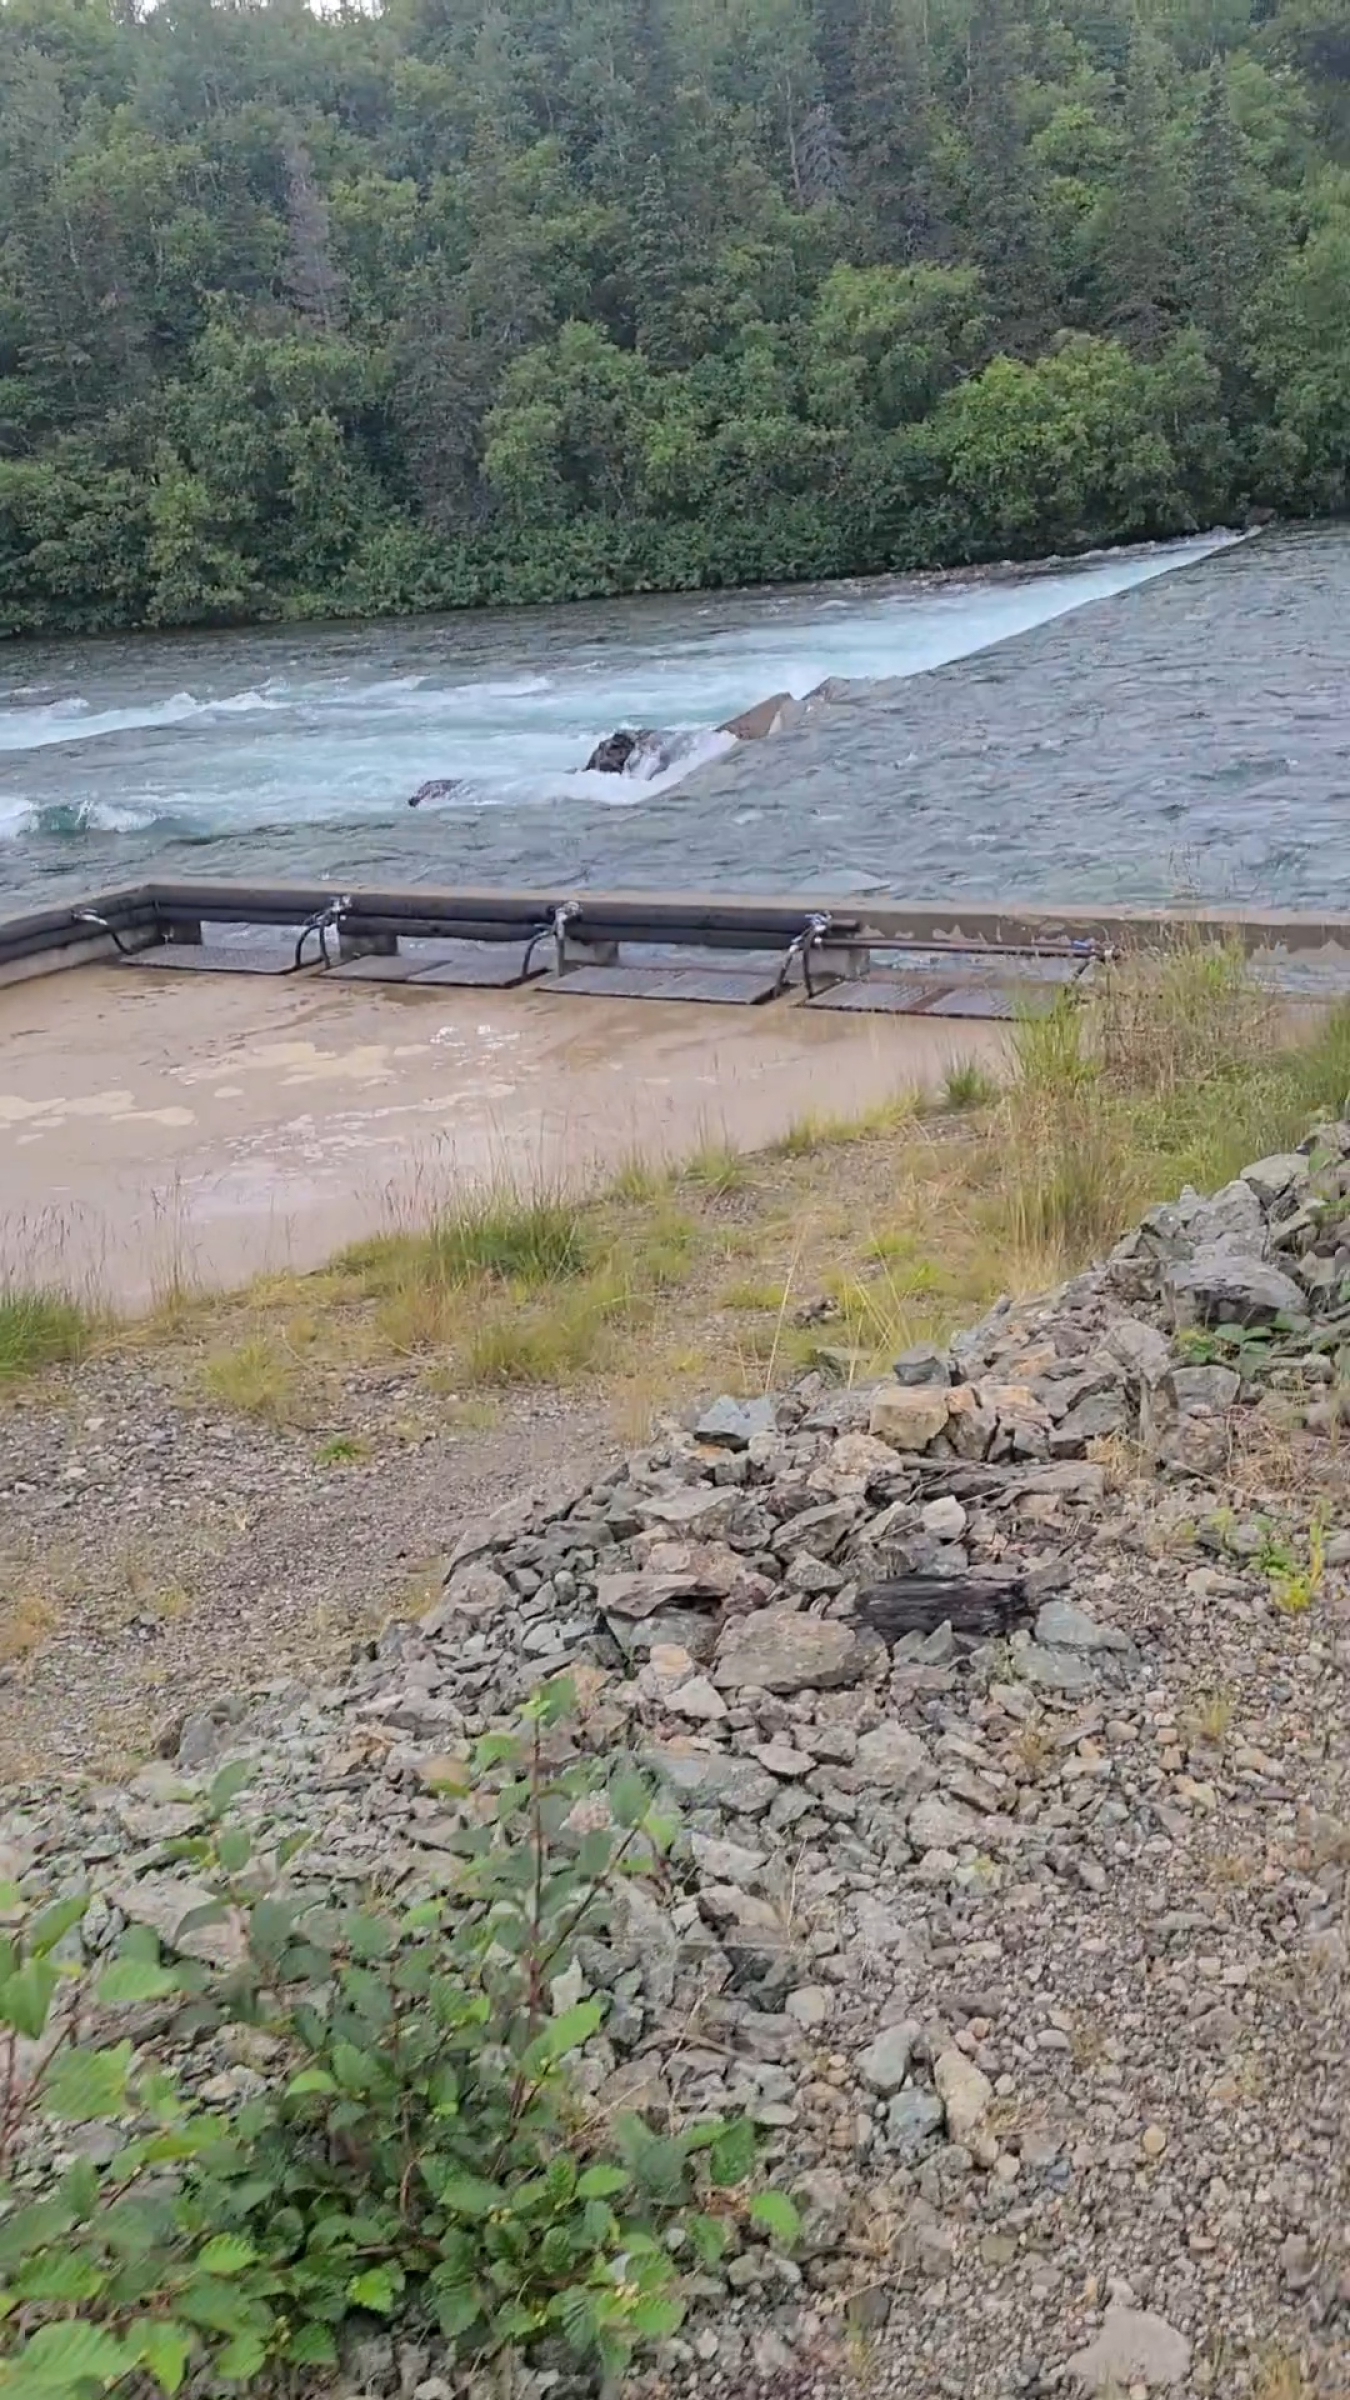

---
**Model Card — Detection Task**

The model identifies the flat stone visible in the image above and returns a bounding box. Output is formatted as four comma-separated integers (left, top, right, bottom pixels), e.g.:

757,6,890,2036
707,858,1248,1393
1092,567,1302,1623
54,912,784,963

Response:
884,2088,944,2158
857,2022,918,2093
907,1792,987,1852
1065,2307,1192,2390
1167,1248,1306,1329
1241,1152,1308,1204
920,1495,967,1540
1169,1362,1242,1414
934,2047,992,2144
752,1740,814,1778
1016,1644,1099,1695
892,1343,951,1387
853,1724,937,1798
690,1833,766,1886
1101,1318,1171,1386
1034,1600,1133,1653
812,1432,901,1493
112,1874,245,1968
785,1985,832,2029
422,1562,512,1634
695,1394,778,1450
668,1675,728,1722
713,1609,874,1694
636,1488,739,1538
869,1385,952,1451
643,1743,779,1816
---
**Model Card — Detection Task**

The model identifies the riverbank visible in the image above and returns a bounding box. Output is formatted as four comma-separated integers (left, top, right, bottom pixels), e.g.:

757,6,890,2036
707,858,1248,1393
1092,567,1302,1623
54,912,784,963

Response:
4,994,1350,2398
5,940,1350,1781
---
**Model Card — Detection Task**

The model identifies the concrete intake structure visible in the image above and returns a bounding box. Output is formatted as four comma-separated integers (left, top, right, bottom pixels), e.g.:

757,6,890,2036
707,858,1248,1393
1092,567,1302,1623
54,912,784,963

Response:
1,878,1346,1307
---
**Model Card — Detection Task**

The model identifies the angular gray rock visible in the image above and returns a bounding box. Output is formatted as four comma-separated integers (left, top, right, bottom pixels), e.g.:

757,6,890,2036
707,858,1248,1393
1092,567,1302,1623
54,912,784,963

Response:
1241,1151,1309,1204
1182,1176,1265,1255
1034,1599,1135,1653
694,1394,778,1450
853,1724,937,1797
1065,2307,1192,2390
857,2022,918,2093
1167,1248,1306,1328
713,1609,875,1694
892,1342,951,1387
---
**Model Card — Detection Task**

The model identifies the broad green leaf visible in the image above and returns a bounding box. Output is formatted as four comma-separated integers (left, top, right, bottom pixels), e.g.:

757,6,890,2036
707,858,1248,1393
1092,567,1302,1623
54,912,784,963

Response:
96,1958,180,2006
215,2330,269,2382
346,2265,403,2313
27,1896,88,1958
609,1769,651,1828
15,2321,126,2386
285,2067,337,2098
435,2172,504,2218
341,1967,393,2028
244,1898,295,1963
627,2294,684,2338
749,2190,802,2246
432,2283,483,2340
207,1762,253,1817
0,1957,57,2039
133,2322,193,2396
214,1829,251,1875
576,2163,630,2200
42,2042,132,2124
523,1997,603,2070
12,2254,104,2304
708,2117,757,2187
0,2200,77,2269
343,1912,394,1961
685,2212,729,2265
285,2322,338,2368
195,2234,256,2277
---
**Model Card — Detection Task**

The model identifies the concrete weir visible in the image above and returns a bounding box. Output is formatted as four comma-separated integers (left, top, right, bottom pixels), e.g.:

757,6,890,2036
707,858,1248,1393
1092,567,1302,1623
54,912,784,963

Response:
1,879,1346,1306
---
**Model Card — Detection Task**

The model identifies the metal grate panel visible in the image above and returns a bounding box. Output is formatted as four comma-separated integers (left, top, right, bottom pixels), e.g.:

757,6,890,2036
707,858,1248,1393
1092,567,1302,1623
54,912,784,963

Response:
806,974,951,1016
541,962,784,1005
921,983,1059,1020
409,944,547,989
126,938,305,976
332,942,543,988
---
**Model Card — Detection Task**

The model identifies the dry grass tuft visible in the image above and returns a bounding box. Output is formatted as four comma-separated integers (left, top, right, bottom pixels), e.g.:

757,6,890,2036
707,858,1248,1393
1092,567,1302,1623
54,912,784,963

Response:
200,1336,304,1423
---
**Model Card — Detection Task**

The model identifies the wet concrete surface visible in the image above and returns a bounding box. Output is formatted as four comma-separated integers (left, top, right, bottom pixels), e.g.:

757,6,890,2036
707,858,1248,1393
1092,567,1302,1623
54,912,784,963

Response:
0,967,1008,1304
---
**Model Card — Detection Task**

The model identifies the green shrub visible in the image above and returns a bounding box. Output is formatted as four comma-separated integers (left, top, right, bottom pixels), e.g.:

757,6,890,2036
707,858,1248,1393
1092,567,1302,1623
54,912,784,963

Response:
0,1681,794,2397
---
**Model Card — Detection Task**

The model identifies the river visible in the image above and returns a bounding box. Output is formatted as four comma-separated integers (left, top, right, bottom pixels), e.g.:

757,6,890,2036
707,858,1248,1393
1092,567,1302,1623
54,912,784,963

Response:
1,522,1344,911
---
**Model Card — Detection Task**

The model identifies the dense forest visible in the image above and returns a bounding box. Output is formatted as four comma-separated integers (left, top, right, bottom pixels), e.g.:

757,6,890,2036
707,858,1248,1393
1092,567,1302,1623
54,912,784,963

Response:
0,0,1347,632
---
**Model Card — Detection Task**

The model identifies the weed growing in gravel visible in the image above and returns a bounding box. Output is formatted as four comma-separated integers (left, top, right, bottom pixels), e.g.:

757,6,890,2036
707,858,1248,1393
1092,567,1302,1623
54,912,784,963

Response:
0,1288,92,1380
313,1434,368,1466
1267,1517,1325,1614
0,1679,795,2396
1186,1687,1235,1747
941,1056,1000,1111
684,1139,749,1196
200,1335,302,1423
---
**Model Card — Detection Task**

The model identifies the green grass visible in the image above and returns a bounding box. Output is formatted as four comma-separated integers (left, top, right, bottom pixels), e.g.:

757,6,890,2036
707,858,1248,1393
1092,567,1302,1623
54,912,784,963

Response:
941,1057,1001,1111
0,1290,92,1381
683,1141,749,1196
990,952,1350,1272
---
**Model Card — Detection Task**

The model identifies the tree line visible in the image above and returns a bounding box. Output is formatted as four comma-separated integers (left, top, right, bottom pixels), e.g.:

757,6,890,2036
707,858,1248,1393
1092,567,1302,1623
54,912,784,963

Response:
1,0,1347,634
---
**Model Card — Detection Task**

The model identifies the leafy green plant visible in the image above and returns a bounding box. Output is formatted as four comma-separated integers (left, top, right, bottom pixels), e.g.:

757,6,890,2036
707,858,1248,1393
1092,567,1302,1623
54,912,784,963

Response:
0,1683,796,2399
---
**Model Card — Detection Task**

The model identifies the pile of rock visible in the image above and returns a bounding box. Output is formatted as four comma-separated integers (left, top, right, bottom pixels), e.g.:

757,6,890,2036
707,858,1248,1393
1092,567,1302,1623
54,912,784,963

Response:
6,1128,1350,2395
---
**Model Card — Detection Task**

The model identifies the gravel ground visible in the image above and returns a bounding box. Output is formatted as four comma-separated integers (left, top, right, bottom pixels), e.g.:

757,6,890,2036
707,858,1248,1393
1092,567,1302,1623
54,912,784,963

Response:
3,1137,1350,2400
0,1361,613,1780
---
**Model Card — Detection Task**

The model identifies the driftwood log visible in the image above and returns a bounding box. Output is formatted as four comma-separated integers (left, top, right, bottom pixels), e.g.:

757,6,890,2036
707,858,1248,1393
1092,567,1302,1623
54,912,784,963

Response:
858,1574,1037,1644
